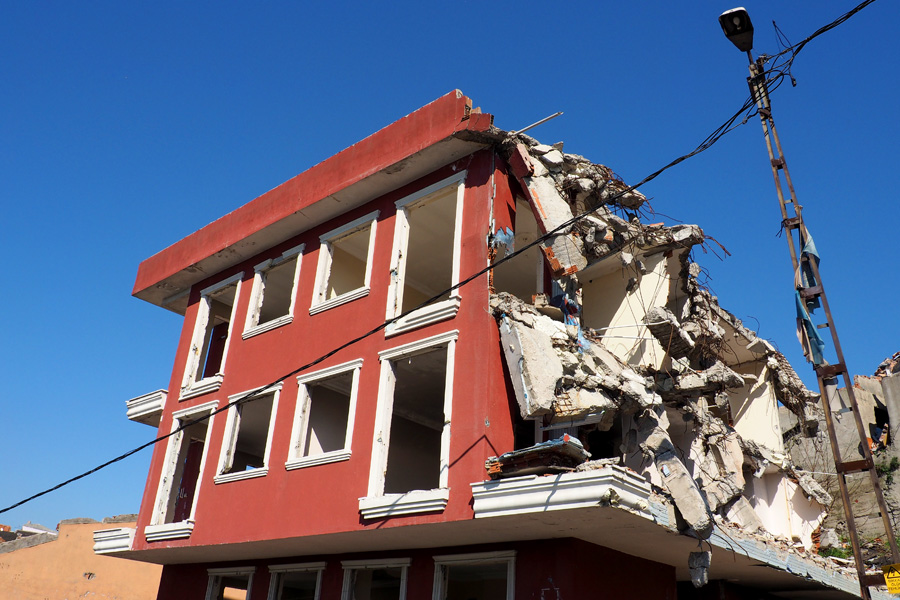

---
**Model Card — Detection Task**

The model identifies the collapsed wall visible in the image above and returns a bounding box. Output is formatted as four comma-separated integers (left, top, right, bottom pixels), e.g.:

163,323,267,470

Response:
488,134,827,550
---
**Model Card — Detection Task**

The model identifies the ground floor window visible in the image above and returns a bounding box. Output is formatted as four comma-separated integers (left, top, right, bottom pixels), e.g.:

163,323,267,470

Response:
432,551,515,600
341,558,409,600
267,562,324,600
206,567,254,600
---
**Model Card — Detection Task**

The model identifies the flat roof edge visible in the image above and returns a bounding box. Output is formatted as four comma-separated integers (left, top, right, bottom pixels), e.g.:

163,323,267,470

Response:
133,91,493,307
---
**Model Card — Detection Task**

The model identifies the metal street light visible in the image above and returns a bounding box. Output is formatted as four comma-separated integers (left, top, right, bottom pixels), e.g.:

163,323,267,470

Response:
718,8,899,599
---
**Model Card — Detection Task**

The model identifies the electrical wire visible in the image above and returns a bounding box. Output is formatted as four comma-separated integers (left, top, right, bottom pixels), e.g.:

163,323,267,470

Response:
0,1,877,518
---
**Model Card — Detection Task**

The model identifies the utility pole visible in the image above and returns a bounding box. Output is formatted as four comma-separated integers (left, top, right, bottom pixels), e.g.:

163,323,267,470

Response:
718,8,899,599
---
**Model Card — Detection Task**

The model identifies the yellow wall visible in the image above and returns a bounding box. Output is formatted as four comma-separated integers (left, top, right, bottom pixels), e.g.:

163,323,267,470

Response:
0,521,161,600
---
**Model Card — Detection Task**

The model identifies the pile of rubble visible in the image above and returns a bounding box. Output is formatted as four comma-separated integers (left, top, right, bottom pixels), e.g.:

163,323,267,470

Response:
486,136,830,551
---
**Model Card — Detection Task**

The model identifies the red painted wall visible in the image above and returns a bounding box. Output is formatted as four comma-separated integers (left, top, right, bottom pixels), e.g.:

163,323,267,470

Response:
133,150,518,554
155,539,677,600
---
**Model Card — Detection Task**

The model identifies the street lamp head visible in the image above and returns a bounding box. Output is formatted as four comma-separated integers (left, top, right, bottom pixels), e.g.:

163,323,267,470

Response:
719,7,754,52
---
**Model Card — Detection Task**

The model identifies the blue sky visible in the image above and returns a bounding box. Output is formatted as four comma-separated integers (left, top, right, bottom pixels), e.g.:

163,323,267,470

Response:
1,1,897,530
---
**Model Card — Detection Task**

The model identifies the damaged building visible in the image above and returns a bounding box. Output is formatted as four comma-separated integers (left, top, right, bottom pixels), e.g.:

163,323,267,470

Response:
95,92,890,599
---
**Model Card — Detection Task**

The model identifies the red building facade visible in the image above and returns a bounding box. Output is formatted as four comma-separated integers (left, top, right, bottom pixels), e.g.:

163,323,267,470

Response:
100,92,873,600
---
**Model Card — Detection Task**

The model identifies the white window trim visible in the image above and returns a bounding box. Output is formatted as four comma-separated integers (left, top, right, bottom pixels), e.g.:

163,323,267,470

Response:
181,273,243,399
214,383,282,484
243,243,305,339
360,331,458,519
385,172,466,337
267,562,326,600
431,551,515,600
147,400,218,536
310,211,379,315
286,359,363,471
341,559,410,600
206,566,255,600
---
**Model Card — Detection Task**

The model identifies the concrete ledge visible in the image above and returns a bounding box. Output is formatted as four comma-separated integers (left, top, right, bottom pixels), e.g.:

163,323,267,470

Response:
126,390,167,426
471,466,654,519
93,527,135,554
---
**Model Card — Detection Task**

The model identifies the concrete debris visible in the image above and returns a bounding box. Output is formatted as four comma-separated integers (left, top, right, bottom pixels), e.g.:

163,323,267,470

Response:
722,497,765,533
767,353,821,433
875,351,900,379
635,407,714,539
818,528,843,551
645,306,695,359
788,467,834,506
488,133,831,555
688,550,712,588
485,434,591,480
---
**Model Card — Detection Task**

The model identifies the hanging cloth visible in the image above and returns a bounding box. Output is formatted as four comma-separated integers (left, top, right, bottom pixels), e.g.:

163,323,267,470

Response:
795,290,825,365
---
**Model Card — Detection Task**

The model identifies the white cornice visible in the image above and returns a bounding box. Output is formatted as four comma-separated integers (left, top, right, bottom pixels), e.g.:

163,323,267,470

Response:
92,527,135,554
125,390,167,427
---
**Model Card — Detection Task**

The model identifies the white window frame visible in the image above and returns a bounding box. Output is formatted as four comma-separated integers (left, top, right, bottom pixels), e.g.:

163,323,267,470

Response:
359,331,457,519
214,383,282,484
206,566,255,600
431,551,515,600
145,400,218,541
243,244,305,339
287,359,363,470
310,211,379,315
385,172,466,337
341,558,410,600
181,273,243,400
267,562,326,600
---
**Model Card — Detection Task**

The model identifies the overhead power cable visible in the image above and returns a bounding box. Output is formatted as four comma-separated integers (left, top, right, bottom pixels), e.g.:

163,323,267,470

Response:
0,0,877,517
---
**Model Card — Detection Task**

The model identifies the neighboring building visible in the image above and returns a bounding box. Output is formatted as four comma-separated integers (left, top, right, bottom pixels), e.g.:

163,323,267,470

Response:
97,92,888,599
0,517,161,600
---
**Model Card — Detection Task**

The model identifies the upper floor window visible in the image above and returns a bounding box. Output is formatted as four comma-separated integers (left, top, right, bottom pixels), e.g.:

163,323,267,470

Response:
215,384,282,483
267,562,325,600
310,211,379,315
385,172,466,336
243,244,305,338
287,359,362,470
145,400,217,542
360,331,457,520
341,558,409,600
182,274,243,400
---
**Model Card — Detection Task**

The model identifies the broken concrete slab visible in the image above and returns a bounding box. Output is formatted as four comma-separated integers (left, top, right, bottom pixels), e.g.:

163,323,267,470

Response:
498,314,563,419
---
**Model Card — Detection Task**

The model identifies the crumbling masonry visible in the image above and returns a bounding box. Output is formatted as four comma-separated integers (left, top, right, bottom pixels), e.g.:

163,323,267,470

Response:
486,133,832,559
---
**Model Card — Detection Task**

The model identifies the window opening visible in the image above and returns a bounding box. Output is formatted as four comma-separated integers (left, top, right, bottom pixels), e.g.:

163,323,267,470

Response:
198,283,238,381
165,418,208,523
289,360,361,469
217,386,280,482
268,565,323,600
492,198,545,303
303,372,352,457
386,174,465,336
206,570,253,600
384,347,447,494
148,402,217,536
223,395,274,473
433,552,514,600
311,212,378,314
342,563,408,600
258,258,297,323
244,245,304,338
401,190,456,312
441,563,509,600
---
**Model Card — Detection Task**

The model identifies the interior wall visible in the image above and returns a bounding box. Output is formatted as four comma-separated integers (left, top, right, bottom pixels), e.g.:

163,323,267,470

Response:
581,252,671,369
727,360,784,454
